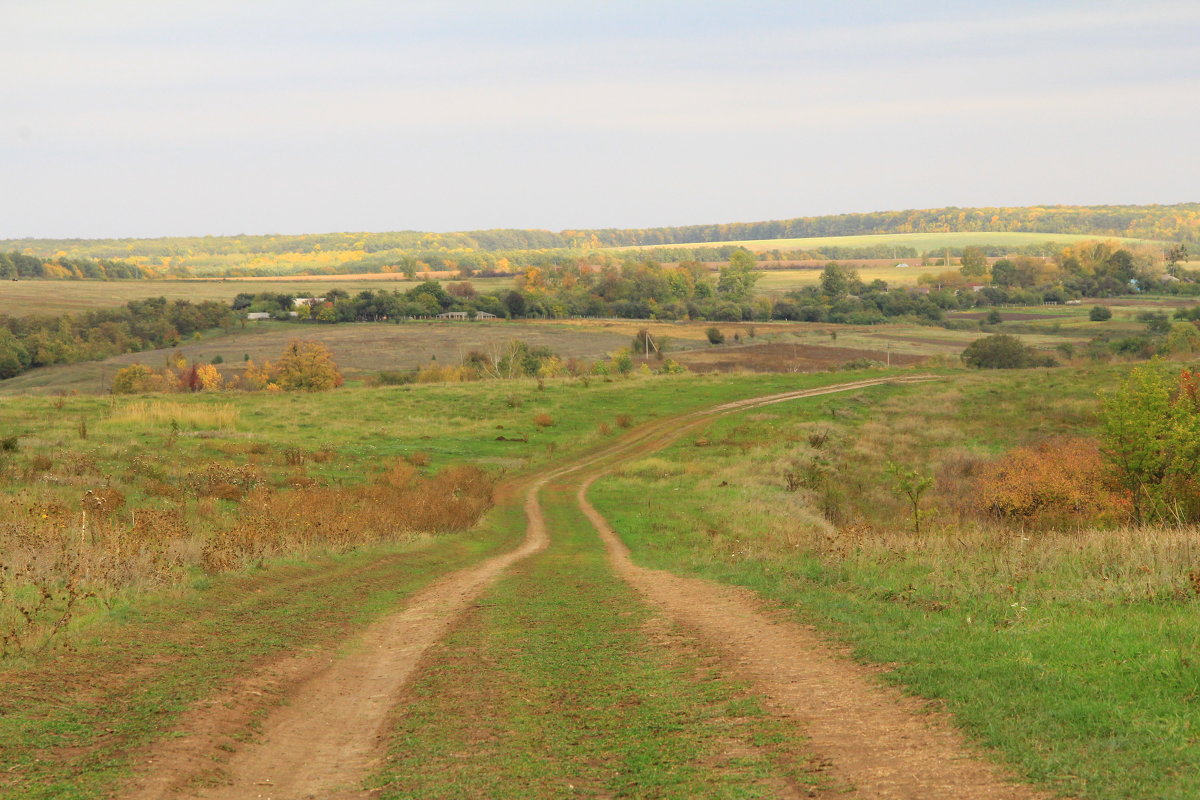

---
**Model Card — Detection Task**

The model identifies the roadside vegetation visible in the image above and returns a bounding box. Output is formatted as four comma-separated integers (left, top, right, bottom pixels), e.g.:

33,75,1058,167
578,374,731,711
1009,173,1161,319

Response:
589,361,1200,799
0,370,835,657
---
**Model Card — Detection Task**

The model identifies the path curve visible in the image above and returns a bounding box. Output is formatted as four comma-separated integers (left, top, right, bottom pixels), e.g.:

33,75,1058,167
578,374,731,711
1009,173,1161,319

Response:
573,383,1062,800
124,376,934,799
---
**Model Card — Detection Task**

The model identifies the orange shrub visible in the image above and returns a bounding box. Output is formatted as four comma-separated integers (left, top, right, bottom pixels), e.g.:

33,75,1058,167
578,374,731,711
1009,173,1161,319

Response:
533,413,554,428
974,437,1130,528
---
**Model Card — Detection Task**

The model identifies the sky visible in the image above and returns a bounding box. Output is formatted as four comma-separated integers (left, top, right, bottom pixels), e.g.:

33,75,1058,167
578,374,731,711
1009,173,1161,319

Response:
2,0,1198,239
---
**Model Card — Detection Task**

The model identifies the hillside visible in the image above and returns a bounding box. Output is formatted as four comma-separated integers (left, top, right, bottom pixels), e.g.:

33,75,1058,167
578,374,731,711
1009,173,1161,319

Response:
0,203,1194,280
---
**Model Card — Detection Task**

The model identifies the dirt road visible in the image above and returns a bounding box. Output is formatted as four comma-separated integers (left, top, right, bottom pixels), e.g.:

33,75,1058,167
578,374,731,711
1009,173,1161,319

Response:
127,376,1055,800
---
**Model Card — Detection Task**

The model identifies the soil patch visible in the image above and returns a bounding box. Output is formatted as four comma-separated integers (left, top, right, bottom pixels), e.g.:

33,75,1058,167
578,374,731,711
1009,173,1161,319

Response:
947,311,1070,321
671,342,927,373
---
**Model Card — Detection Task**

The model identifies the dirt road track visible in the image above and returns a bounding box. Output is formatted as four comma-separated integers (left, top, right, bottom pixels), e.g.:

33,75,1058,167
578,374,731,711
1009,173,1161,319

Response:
125,484,554,800
574,381,1062,800
129,375,1050,800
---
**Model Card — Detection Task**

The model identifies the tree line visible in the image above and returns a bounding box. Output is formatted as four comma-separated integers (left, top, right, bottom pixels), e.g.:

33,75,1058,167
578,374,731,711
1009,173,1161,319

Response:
0,251,144,280
0,298,234,379
4,203,1197,281
563,203,1200,248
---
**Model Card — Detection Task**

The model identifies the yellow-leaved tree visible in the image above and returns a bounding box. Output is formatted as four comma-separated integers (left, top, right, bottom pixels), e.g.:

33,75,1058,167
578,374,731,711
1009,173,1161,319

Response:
273,340,344,391
195,363,224,391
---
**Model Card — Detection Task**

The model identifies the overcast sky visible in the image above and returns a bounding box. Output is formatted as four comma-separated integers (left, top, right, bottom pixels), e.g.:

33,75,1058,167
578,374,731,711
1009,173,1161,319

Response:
3,1,1198,239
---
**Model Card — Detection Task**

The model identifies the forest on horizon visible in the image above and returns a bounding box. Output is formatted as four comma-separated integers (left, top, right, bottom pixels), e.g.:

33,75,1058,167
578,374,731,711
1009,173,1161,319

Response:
2,202,1196,281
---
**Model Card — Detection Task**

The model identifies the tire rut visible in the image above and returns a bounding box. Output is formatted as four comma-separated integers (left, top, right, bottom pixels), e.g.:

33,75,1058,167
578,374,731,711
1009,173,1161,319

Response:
125,377,936,799
571,380,1065,800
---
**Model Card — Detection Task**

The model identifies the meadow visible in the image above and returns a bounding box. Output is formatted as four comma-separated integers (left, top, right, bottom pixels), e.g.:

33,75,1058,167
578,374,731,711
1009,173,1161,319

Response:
589,364,1200,799
2,367,892,797
4,353,1200,797
613,230,1165,255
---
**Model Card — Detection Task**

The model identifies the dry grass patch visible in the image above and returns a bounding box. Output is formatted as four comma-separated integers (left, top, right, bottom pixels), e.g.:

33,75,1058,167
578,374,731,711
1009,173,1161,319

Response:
108,400,240,430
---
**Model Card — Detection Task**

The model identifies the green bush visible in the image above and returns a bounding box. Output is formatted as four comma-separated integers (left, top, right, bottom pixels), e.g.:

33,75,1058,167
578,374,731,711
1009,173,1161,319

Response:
961,334,1057,369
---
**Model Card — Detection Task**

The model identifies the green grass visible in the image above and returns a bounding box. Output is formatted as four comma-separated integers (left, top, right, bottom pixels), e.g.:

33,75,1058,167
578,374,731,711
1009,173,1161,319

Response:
588,366,1200,800
0,512,525,800
612,231,1165,255
369,479,830,799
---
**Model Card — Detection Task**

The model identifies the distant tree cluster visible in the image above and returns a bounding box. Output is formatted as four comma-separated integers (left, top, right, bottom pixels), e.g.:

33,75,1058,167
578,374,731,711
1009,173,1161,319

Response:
772,264,948,324
112,340,343,394
0,251,143,280
0,298,234,380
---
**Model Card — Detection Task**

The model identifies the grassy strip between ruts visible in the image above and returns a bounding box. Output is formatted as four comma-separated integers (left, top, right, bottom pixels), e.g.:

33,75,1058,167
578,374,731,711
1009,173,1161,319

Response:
0,501,526,800
368,478,838,799
588,375,1200,800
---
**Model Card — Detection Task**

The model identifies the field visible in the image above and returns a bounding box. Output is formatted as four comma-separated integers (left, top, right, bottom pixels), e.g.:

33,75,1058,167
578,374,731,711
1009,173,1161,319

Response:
4,306,1149,396
0,276,515,318
753,264,927,290
614,230,1166,254
0,321,632,394
4,363,1200,798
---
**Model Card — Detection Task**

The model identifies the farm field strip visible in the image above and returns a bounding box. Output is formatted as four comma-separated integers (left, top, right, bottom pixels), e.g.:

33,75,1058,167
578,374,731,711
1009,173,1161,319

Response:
611,231,1164,254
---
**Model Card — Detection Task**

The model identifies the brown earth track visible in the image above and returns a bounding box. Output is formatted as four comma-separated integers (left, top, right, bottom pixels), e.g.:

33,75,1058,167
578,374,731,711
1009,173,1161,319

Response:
570,384,1066,800
127,375,1035,800
120,396,759,799
125,484,553,800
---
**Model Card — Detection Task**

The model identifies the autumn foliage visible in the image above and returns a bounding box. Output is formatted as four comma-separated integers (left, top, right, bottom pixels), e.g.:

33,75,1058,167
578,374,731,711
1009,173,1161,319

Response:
112,340,343,394
201,461,493,571
974,437,1130,528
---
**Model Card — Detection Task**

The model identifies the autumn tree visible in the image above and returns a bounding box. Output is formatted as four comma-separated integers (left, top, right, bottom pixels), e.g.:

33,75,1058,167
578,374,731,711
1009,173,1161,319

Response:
111,364,158,394
273,340,344,391
1166,244,1188,275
